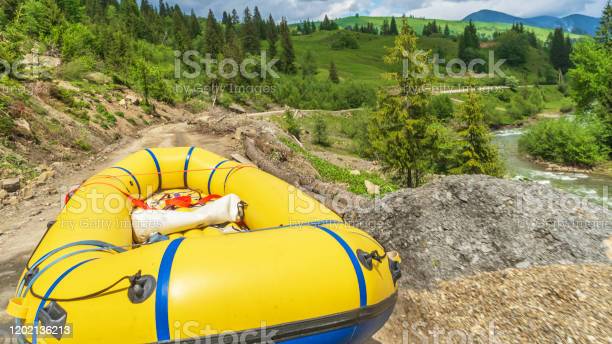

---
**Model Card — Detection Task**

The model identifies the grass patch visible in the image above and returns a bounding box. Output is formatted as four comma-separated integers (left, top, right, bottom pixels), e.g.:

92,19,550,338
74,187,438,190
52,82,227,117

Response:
281,137,397,196
95,104,116,129
73,138,92,151
0,153,38,179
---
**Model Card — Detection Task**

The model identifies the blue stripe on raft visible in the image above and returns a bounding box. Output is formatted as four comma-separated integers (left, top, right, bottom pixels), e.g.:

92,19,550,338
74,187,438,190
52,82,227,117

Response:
145,148,162,191
207,160,229,195
112,166,142,198
183,147,195,189
32,259,96,344
155,238,185,342
312,225,367,308
280,325,355,344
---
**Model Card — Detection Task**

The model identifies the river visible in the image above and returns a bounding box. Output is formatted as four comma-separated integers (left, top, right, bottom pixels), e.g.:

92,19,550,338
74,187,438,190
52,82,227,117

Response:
493,128,611,209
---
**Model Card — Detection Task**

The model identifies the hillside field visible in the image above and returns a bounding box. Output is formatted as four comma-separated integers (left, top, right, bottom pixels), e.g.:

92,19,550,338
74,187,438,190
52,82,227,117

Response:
327,15,587,41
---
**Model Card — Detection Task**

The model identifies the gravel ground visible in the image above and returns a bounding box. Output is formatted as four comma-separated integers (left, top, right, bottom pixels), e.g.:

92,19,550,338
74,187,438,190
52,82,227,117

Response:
345,175,611,289
374,264,611,344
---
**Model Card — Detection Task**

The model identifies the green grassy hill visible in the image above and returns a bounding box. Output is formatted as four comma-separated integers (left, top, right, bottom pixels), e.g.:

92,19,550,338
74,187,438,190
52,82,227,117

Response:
295,15,586,41
292,31,395,85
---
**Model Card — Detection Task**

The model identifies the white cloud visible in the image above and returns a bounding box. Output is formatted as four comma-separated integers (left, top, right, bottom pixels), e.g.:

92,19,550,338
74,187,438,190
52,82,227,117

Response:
169,0,606,21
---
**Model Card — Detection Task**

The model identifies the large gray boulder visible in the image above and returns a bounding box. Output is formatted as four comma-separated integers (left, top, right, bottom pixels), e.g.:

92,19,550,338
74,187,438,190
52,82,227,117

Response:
344,175,611,289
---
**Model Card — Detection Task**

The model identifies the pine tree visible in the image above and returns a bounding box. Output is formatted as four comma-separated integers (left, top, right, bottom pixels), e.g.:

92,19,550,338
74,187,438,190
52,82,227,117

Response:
231,9,239,25
444,24,450,36
253,6,267,40
279,17,296,73
369,21,447,187
458,20,480,61
381,19,390,35
329,60,339,83
120,0,142,38
241,7,260,55
550,27,571,73
301,50,317,78
389,16,398,35
596,0,612,49
188,9,200,38
452,87,504,176
266,14,278,58
320,15,331,30
204,9,223,56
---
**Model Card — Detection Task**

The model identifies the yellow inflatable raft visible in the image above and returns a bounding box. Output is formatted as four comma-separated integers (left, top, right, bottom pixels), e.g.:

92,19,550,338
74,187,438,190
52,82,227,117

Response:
7,147,400,343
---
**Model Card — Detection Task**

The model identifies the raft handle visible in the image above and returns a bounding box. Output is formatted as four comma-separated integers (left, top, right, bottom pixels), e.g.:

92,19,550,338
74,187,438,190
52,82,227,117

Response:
39,301,67,340
128,272,156,304
356,249,386,270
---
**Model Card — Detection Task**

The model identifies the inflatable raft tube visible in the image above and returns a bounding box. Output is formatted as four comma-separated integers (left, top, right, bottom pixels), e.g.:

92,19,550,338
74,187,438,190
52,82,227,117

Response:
7,147,401,343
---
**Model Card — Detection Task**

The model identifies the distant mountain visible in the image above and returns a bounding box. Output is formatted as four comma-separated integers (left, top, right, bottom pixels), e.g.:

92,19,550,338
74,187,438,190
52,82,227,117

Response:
463,10,600,35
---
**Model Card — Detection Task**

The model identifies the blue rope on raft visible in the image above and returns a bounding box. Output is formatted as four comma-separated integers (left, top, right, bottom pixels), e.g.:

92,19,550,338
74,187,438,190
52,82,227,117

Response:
32,258,96,344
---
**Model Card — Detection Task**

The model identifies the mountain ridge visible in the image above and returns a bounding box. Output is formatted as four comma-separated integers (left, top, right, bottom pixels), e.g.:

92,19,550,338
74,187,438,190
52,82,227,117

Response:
463,9,600,35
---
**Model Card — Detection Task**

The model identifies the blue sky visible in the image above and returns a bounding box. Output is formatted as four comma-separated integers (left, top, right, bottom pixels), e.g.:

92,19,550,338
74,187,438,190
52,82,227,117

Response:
167,0,606,22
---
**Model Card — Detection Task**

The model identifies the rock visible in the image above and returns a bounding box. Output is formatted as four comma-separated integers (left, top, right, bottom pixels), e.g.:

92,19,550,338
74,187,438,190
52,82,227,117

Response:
125,95,140,105
4,196,18,206
364,180,380,195
84,72,111,84
34,170,55,185
0,189,7,200
344,175,612,289
228,103,246,114
2,177,21,192
14,118,32,137
22,186,34,200
119,99,127,108
350,170,361,176
50,162,63,171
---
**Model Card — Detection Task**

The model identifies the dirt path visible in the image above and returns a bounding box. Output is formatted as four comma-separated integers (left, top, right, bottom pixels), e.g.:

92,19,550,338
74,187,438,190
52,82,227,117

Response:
0,120,239,329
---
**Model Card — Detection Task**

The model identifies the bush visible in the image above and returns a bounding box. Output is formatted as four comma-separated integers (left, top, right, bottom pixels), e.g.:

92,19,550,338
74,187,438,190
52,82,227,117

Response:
272,77,375,110
504,76,519,91
0,113,14,137
519,117,609,167
95,104,116,128
560,104,574,113
429,95,454,120
59,56,95,80
312,116,330,146
61,23,95,60
283,110,301,139
330,31,359,50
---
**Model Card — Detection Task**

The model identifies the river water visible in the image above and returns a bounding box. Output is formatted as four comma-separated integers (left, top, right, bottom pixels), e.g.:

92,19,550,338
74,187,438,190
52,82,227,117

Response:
493,128,611,209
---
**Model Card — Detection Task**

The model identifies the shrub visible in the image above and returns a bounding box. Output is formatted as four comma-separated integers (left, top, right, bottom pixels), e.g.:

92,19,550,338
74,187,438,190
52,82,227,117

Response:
519,117,608,167
59,56,95,80
61,23,95,60
330,31,359,50
272,77,375,110
312,116,330,146
283,111,301,139
0,113,14,137
429,95,454,120
74,138,92,151
95,104,116,128
560,104,574,113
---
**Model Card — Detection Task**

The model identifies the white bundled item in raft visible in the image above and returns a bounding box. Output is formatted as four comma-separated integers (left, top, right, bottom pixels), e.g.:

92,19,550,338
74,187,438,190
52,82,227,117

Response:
132,194,243,243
